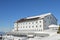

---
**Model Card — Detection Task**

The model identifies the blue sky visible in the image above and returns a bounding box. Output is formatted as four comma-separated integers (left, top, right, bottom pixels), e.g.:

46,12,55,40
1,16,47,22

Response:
0,0,60,32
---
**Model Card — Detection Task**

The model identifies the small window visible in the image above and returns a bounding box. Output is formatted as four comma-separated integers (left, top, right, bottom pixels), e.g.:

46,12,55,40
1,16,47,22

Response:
47,16,49,19
23,26,24,28
40,29,42,31
40,21,41,23
50,16,51,19
32,22,34,24
29,23,30,24
32,26,34,28
23,23,24,25
19,39,20,40
26,22,27,24
44,20,46,23
29,26,30,28
44,25,46,27
36,25,38,27
39,30,40,31
40,25,41,27
36,21,38,23
26,26,27,28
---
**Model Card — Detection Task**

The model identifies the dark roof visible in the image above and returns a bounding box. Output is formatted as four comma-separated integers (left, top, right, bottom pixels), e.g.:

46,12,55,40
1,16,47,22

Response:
16,17,39,23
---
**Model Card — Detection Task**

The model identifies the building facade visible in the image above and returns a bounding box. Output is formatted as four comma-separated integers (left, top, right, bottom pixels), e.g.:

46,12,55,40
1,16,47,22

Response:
12,13,57,32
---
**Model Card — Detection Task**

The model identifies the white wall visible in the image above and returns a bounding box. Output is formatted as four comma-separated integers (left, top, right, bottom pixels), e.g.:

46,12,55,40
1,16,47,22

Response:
17,19,43,31
13,14,57,32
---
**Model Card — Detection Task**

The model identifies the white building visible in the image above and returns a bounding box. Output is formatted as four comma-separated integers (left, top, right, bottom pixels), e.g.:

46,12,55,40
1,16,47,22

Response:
2,13,59,40
49,24,59,30
13,13,57,32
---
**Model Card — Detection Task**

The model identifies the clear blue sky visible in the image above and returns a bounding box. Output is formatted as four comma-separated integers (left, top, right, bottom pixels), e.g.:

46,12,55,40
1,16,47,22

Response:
0,0,60,32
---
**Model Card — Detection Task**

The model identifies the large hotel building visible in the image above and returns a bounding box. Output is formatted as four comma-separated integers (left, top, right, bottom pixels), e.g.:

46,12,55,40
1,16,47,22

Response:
13,13,57,32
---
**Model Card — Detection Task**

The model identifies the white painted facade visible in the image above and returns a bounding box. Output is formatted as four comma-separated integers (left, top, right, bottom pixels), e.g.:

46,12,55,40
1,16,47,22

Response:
13,13,57,32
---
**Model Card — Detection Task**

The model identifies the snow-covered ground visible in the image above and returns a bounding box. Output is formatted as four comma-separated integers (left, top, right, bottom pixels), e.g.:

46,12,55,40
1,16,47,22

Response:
2,33,60,40
27,34,60,40
41,34,60,40
2,29,60,40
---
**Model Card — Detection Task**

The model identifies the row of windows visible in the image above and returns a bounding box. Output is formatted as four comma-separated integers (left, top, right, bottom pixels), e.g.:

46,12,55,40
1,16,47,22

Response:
14,27,42,31
44,19,56,25
18,25,42,28
14,28,42,31
18,29,42,31
46,16,56,23
19,21,41,25
44,16,55,23
46,16,52,19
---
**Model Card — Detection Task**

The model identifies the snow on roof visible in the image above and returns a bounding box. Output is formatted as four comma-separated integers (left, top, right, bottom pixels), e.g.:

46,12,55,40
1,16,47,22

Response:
49,24,59,27
26,13,51,19
16,13,52,23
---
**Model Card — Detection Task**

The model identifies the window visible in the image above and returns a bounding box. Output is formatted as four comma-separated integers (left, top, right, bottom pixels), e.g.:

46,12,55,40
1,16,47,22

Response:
47,16,49,19
49,21,50,23
36,25,38,27
23,26,24,28
23,23,24,25
40,29,42,31
36,21,38,23
44,25,46,27
32,26,34,28
26,26,27,28
32,22,34,24
44,20,46,23
40,25,41,27
40,21,41,23
50,16,51,19
19,39,20,40
29,23,30,24
26,22,27,24
39,30,40,31
29,26,30,28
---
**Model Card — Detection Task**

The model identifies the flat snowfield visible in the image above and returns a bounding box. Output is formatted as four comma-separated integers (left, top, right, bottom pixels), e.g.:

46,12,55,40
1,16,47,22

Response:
28,34,60,40
41,34,60,40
